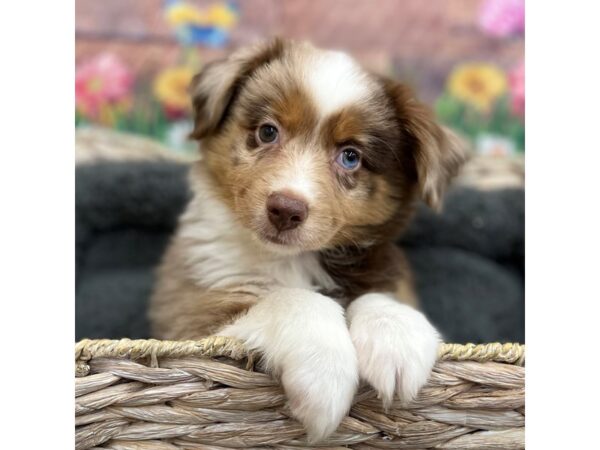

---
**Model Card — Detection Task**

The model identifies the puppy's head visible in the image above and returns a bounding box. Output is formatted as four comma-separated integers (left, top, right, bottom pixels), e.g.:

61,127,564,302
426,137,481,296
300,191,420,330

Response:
190,39,466,253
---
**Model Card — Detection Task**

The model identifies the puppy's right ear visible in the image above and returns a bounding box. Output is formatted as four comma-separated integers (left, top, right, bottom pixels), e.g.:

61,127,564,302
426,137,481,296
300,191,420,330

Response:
379,78,468,210
189,38,288,139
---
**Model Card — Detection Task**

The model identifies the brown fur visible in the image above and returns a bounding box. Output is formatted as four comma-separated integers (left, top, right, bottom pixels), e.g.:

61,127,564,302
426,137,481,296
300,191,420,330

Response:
150,39,466,339
377,76,467,210
318,243,415,305
149,239,260,340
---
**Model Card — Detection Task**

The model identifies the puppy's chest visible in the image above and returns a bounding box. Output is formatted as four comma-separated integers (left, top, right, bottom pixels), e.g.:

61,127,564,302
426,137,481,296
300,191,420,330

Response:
259,254,336,290
184,231,338,294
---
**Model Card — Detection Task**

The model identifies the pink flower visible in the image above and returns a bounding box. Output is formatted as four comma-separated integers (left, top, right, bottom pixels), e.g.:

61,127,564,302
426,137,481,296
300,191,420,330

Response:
509,61,525,117
479,0,525,38
75,53,133,118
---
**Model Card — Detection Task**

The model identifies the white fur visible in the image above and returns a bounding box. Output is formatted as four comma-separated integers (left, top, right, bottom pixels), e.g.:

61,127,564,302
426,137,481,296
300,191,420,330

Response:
347,293,440,407
304,50,371,119
269,150,317,202
180,168,337,293
219,288,359,442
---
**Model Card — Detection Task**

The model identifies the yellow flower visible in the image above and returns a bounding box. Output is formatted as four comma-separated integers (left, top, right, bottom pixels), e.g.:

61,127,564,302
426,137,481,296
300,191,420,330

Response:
166,2,238,29
448,63,507,111
153,66,194,111
205,4,238,29
166,3,208,27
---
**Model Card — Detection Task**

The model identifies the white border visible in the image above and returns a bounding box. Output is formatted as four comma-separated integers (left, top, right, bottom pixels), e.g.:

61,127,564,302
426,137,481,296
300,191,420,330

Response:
0,1,74,448
527,1,600,448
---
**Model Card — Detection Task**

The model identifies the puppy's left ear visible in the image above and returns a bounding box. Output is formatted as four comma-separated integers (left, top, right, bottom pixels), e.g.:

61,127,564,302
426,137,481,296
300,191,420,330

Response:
382,79,468,210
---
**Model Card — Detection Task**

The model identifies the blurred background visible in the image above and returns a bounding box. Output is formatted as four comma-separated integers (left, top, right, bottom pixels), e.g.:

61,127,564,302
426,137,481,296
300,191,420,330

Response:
75,0,525,343
76,0,524,158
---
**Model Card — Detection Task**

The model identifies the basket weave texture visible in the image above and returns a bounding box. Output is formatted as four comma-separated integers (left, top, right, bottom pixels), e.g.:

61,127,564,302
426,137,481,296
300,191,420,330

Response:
75,337,525,450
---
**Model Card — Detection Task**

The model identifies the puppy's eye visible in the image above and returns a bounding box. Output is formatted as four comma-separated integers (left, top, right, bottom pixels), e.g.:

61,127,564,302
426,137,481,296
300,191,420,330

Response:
335,148,361,171
257,124,279,144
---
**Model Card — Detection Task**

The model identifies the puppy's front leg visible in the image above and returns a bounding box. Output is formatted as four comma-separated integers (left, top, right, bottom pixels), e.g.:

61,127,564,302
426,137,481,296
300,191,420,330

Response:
347,293,440,407
219,288,358,442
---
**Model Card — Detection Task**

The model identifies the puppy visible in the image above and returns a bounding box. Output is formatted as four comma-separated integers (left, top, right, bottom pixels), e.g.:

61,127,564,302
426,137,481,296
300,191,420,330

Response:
150,38,465,442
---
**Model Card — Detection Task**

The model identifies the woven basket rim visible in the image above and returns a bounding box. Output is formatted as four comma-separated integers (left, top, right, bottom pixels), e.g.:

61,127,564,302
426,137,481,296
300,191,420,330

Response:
75,337,524,376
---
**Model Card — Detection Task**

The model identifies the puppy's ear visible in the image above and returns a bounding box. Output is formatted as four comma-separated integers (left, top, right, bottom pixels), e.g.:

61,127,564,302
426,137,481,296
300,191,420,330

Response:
382,79,468,210
189,38,288,139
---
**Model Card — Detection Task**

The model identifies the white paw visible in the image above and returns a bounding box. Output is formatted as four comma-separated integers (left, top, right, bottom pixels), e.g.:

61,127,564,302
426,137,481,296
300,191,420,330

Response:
347,293,440,407
219,288,358,442
277,339,358,441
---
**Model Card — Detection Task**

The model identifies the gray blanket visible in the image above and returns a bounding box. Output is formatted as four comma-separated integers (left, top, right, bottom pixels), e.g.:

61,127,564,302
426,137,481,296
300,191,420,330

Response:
76,162,524,343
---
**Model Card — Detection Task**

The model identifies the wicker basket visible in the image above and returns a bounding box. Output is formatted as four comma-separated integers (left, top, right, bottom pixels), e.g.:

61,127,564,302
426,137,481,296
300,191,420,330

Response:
75,337,524,450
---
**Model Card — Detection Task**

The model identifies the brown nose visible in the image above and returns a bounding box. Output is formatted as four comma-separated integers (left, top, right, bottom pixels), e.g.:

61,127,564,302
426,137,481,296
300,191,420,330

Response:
266,192,309,232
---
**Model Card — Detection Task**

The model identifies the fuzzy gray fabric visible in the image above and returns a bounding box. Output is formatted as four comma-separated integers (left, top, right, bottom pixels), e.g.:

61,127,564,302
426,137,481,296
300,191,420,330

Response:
76,162,524,343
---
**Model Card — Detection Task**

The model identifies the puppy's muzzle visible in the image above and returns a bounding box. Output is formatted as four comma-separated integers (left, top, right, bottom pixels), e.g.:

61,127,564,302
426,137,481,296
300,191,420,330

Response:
266,192,309,232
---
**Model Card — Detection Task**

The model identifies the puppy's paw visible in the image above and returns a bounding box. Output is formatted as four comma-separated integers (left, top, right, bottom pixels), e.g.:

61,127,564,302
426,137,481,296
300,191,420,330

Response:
219,288,358,442
279,342,358,442
347,293,440,407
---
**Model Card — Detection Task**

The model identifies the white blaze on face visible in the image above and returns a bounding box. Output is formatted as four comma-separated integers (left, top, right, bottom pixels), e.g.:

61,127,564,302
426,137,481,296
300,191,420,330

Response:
270,149,318,203
304,50,372,119
268,49,372,204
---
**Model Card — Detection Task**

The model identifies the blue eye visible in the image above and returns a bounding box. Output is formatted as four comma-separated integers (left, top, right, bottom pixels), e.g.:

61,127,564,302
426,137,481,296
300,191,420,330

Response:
336,148,361,171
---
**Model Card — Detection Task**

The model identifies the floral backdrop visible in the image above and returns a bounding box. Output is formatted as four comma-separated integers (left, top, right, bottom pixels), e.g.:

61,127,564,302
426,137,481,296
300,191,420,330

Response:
76,0,524,157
